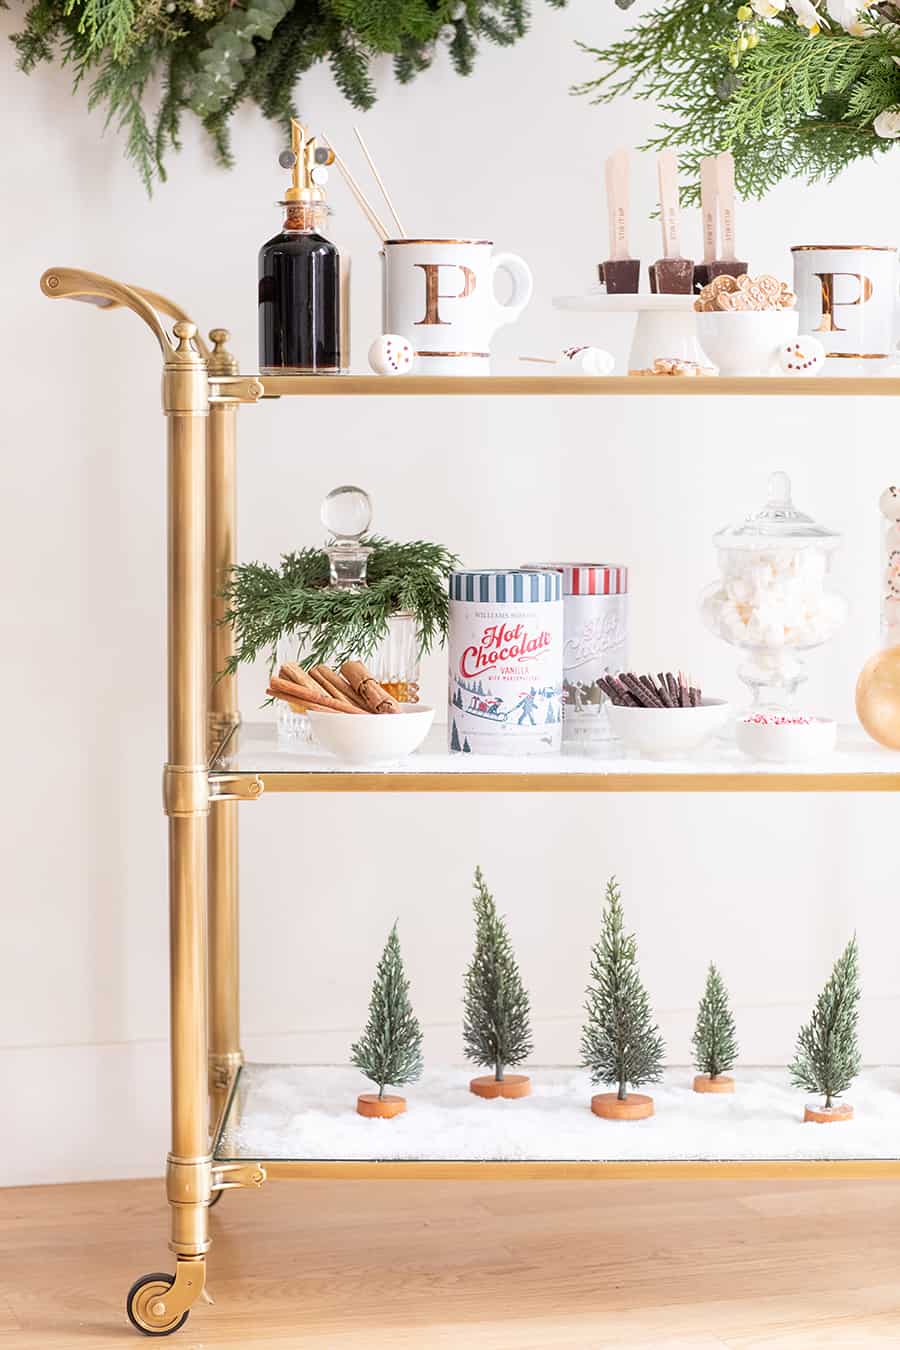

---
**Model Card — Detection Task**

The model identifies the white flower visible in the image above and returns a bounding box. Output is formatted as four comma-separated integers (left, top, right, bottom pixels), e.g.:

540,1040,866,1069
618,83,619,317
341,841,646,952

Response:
874,107,900,138
826,0,874,32
751,0,785,15
788,0,822,30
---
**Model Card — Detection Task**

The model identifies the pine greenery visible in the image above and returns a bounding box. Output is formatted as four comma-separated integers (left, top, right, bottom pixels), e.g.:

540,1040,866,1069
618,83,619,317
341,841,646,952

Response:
576,0,900,202
462,866,533,1082
790,935,861,1111
12,0,567,190
222,536,458,677
351,923,423,1100
692,962,738,1080
581,877,665,1102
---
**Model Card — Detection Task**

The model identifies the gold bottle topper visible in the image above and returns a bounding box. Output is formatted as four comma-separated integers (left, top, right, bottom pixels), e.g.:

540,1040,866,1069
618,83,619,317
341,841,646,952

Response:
281,119,335,204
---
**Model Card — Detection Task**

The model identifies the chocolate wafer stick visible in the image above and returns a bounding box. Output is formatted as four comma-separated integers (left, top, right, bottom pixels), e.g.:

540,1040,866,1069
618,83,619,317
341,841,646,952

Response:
656,674,673,708
601,675,633,705
622,673,662,708
639,675,666,707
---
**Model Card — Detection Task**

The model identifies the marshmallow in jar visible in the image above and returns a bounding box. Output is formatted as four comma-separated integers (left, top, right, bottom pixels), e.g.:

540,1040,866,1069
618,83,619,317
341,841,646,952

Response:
700,471,847,710
522,563,628,743
448,570,563,754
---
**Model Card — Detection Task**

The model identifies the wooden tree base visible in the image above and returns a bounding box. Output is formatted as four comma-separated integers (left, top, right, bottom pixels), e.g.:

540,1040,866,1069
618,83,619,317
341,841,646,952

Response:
804,1102,854,1124
469,1074,531,1100
357,1093,406,1119
591,1092,654,1121
693,1074,735,1094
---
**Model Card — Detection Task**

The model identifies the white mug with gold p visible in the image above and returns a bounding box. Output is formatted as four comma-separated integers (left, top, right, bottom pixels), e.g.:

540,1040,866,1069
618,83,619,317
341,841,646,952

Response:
791,244,899,362
382,238,533,375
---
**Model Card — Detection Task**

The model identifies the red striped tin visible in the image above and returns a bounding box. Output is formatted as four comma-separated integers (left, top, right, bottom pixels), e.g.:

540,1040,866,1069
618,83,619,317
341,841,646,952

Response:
522,562,628,744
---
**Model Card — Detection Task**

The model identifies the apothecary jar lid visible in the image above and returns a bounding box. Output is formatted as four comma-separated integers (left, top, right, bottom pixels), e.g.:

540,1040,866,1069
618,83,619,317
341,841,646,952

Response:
713,471,842,550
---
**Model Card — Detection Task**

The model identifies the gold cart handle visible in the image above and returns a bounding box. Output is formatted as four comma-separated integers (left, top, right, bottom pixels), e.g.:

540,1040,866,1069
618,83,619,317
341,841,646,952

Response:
39,267,210,360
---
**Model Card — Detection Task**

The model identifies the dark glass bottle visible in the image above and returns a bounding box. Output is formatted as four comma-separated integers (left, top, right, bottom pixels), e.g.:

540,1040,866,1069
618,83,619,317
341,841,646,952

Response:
258,202,342,374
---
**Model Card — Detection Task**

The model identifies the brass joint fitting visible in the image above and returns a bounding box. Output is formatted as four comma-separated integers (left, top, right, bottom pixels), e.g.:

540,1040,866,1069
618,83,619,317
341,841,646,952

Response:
163,764,210,817
166,1154,213,1206
163,321,209,414
167,1155,213,1255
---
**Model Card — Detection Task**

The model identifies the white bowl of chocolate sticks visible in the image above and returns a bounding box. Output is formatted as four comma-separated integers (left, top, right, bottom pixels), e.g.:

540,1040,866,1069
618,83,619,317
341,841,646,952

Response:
268,660,434,765
600,672,730,759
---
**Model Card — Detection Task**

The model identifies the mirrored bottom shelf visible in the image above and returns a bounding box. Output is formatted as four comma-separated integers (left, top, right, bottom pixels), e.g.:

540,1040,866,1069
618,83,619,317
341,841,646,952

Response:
212,1064,900,1172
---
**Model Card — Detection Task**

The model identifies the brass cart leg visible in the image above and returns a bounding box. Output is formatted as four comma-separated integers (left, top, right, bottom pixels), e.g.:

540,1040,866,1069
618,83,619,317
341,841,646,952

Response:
206,331,243,1131
128,322,212,1336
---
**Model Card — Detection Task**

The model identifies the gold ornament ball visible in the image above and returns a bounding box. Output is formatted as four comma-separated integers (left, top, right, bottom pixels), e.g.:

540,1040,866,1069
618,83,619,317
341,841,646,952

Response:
856,646,900,750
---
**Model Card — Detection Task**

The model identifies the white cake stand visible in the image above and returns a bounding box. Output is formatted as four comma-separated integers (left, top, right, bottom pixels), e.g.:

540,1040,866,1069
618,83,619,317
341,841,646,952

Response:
553,291,709,371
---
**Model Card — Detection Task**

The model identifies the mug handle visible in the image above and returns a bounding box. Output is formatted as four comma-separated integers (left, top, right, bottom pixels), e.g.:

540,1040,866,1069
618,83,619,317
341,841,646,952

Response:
490,252,533,330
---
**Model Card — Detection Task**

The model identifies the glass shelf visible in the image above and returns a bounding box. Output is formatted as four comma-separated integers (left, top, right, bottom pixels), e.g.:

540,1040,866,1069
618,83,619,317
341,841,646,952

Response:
216,373,900,399
209,722,900,794
212,1063,900,1179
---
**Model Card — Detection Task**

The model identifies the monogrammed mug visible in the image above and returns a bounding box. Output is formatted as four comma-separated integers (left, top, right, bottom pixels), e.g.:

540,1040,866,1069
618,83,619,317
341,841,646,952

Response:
382,239,533,375
792,245,898,360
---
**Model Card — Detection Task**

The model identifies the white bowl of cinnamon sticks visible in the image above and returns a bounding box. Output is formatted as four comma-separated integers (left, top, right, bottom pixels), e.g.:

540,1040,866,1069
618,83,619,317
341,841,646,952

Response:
600,671,730,759
268,660,434,765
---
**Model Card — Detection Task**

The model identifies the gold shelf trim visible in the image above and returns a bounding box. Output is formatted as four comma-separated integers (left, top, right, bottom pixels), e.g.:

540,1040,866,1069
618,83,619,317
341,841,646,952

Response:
208,768,900,795
212,1157,900,1181
235,373,900,399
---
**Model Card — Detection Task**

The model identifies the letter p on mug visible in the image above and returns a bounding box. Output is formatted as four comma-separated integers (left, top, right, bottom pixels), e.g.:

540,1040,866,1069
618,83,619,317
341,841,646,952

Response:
382,239,533,375
792,245,899,363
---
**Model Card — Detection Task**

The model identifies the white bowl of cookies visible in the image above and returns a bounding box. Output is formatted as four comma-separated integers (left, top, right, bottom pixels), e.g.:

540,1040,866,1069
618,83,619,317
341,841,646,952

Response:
695,274,802,376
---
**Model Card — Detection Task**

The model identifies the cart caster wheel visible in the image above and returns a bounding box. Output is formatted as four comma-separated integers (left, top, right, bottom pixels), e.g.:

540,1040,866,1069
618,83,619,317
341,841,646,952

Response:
208,1188,224,1208
126,1273,189,1337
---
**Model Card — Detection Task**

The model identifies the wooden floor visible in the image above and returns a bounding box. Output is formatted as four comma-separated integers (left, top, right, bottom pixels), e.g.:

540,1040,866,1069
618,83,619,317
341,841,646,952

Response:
2,1178,900,1348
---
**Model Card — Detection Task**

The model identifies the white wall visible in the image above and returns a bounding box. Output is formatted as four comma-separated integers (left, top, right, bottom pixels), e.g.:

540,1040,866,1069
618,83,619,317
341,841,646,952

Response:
4,0,900,1185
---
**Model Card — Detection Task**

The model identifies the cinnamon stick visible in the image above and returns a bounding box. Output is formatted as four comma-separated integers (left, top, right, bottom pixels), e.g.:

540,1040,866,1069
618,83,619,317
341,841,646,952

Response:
267,688,337,715
340,660,401,714
270,674,366,714
310,664,369,710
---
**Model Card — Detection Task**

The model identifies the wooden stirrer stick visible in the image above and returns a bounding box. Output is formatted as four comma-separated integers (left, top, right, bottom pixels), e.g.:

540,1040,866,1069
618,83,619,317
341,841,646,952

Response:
353,126,406,237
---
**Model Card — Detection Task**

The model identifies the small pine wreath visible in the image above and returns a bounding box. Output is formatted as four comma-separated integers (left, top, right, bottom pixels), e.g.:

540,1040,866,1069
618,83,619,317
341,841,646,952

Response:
11,0,567,191
222,535,459,675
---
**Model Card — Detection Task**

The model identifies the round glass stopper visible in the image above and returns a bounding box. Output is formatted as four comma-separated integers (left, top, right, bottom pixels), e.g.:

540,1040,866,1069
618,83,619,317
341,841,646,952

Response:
321,485,372,542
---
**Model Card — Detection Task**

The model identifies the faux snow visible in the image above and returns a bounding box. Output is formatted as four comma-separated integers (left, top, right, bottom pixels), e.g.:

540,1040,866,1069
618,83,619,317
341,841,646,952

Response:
217,1064,900,1163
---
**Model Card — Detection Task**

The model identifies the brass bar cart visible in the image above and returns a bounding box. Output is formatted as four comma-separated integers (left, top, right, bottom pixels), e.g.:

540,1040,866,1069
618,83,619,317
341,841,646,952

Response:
40,267,900,1337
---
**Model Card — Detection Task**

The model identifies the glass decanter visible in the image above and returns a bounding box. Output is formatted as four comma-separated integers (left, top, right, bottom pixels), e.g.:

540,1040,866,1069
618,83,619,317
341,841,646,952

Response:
276,486,421,740
699,471,847,712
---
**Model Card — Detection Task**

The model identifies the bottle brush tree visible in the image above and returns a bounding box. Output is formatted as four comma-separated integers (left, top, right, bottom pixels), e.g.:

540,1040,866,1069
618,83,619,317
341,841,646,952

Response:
351,923,423,1102
463,866,533,1084
581,877,665,1102
692,963,739,1081
790,935,861,1112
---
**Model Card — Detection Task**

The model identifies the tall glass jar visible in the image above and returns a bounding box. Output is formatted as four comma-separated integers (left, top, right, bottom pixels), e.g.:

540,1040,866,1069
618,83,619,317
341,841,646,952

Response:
276,486,421,740
700,471,847,711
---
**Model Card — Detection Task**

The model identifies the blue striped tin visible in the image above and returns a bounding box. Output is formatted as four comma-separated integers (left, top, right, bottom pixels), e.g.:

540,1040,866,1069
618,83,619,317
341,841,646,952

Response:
448,570,564,755
449,569,562,605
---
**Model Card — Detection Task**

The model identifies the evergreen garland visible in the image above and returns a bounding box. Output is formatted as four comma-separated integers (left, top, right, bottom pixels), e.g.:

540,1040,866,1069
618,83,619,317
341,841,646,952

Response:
351,922,424,1099
576,0,900,201
11,0,567,190
222,535,458,675
790,935,861,1110
462,865,533,1082
692,962,738,1080
580,876,665,1101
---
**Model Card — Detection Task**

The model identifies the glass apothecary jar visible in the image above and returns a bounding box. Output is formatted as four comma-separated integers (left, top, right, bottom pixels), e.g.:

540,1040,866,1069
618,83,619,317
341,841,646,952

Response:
277,486,421,741
699,471,847,711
